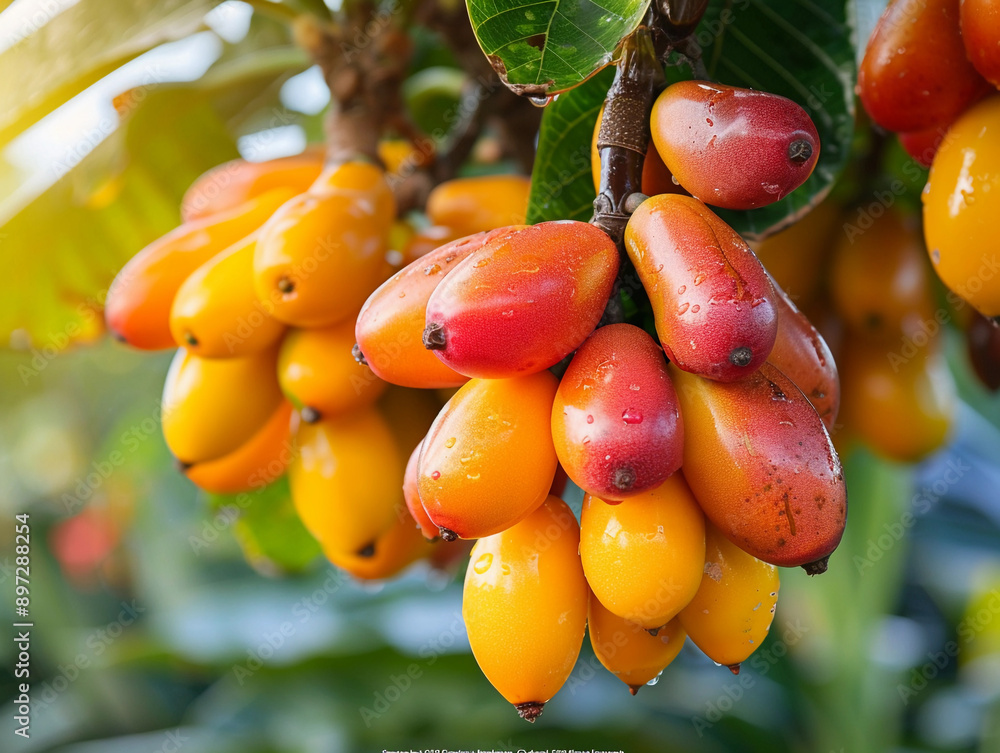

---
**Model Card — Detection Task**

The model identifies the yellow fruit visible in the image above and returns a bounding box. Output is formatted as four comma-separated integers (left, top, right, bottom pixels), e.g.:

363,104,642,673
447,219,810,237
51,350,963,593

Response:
678,524,779,670
322,509,433,580
426,175,530,236
278,320,385,421
588,596,686,694
580,475,705,630
161,347,283,465
463,496,588,721
170,234,286,357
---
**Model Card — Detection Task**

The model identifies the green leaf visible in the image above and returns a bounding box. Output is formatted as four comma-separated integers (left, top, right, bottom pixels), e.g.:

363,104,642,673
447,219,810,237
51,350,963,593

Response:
526,66,613,223
0,0,224,148
466,0,649,96
678,0,857,240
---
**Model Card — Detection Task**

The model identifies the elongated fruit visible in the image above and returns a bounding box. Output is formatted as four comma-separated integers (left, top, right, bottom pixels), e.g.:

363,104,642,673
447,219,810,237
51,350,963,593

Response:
669,363,847,570
650,81,819,210
552,324,683,500
170,234,285,357
591,104,686,197
678,523,779,670
404,440,438,539
162,347,283,465
625,194,777,381
107,188,296,350
426,175,530,236
580,475,705,630
254,162,395,327
289,407,404,555
425,222,619,378
181,147,325,222
923,96,1000,317
768,276,840,429
463,496,588,721
962,0,1000,88
278,319,385,422
588,597,686,694
859,0,988,133
184,401,294,494
323,508,432,580
356,232,505,388
418,372,558,540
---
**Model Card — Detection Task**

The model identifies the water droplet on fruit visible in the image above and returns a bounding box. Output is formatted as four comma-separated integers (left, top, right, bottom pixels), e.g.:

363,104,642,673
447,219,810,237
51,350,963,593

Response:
444,437,456,448
706,117,714,126
528,94,550,107
671,175,680,185
424,264,441,275
501,563,511,575
762,183,781,194
677,302,690,315
501,309,514,317
431,470,441,480
466,473,481,480
629,384,640,391
622,409,643,424
694,273,707,285
586,415,594,424
931,248,940,264
398,291,406,298
473,553,493,573
691,304,700,313
473,258,490,268
677,285,686,295
646,671,662,686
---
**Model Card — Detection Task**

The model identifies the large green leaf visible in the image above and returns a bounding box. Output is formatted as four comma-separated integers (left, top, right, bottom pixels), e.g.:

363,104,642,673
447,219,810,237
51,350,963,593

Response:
680,0,857,239
0,0,223,147
466,0,649,96
526,66,613,223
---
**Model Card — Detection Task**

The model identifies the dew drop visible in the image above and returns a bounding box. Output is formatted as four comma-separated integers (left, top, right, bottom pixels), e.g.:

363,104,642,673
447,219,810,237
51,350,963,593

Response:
931,248,941,264
466,473,481,480
622,409,643,424
430,470,441,480
677,285,686,295
424,264,441,275
693,273,707,285
677,302,690,315
706,117,714,126
398,291,406,298
473,553,493,574
473,258,490,268
586,415,595,424
501,563,511,575
691,304,700,313
646,671,663,686
671,175,680,185
444,437,456,448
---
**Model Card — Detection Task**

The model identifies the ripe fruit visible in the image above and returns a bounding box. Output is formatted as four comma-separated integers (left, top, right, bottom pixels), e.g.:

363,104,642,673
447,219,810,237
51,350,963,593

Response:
839,339,955,462
678,524,779,670
551,324,683,500
278,320,385,422
356,232,502,388
923,96,1000,317
253,162,395,327
322,508,432,580
858,0,988,132
580,475,706,630
669,363,847,570
106,188,296,350
463,496,588,721
898,126,949,169
184,401,294,494
961,0,1000,87
426,175,530,236
401,225,462,265
650,81,820,210
588,597,686,694
404,440,438,539
418,372,558,540
768,278,840,429
625,194,778,381
169,234,285,357
289,407,404,555
161,347,284,465
181,147,325,222
591,104,686,197
424,222,619,378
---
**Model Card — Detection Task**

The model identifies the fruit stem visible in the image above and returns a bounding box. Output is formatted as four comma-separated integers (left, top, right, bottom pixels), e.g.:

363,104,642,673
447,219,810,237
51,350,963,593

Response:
515,701,545,722
802,555,830,576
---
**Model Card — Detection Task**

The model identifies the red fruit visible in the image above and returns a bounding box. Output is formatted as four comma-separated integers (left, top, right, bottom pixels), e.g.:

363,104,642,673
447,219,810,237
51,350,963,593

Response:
768,276,840,429
624,194,778,382
650,81,820,210
424,222,619,378
859,0,989,132
551,324,683,500
962,0,1000,87
898,126,950,169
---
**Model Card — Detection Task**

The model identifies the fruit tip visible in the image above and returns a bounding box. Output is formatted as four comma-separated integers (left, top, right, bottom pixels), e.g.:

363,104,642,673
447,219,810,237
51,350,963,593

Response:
422,321,446,351
173,456,193,472
438,527,458,542
109,328,127,344
628,685,641,696
802,555,829,576
646,626,661,637
300,406,321,424
352,343,368,365
515,701,544,722
728,663,741,676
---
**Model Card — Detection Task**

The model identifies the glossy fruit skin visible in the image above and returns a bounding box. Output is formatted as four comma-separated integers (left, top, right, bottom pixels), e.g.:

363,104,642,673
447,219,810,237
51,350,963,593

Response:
106,188,296,350
418,372,558,539
185,401,294,494
290,407,404,555
426,175,530,236
356,232,501,388
831,209,936,336
170,234,285,357
962,0,1000,87
253,162,395,327
323,508,432,580
669,363,847,568
650,81,819,210
840,339,954,462
898,127,949,169
401,225,462,265
463,496,588,714
552,324,683,500
625,194,778,381
162,347,284,465
923,97,1000,316
425,222,619,378
591,104,686,197
859,0,989,132
968,313,1000,391
768,277,840,429
278,320,385,421
678,523,779,667
580,475,706,630
588,597,686,694
404,440,439,539
181,147,325,222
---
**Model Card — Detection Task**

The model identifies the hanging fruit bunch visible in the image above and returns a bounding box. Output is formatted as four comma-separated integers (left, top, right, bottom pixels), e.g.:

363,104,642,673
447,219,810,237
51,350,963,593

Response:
100,0,863,724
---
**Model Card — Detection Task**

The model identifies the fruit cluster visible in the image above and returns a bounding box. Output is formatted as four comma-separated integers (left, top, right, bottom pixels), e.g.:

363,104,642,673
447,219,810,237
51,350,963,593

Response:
105,77,851,721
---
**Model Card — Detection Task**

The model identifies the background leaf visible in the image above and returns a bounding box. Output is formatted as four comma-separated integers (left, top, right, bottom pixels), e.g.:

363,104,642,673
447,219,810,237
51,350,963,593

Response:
466,0,649,96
